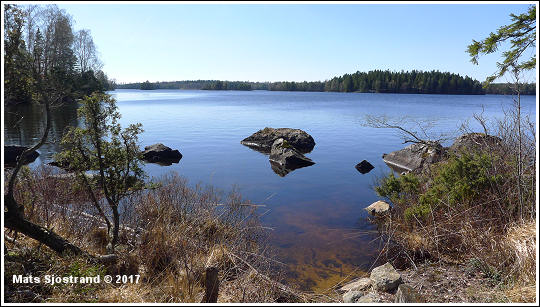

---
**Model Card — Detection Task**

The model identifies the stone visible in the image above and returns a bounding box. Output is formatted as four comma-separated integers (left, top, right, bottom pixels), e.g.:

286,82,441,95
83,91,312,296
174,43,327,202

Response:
356,292,380,303
365,201,391,215
394,284,426,303
339,277,372,293
382,142,445,173
342,291,364,303
370,262,402,292
241,127,315,154
355,160,375,174
142,143,182,165
4,145,39,167
449,133,503,155
269,138,315,171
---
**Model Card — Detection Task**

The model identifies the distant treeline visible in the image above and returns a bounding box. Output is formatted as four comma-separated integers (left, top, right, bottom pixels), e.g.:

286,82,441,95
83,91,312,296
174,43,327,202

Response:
484,83,536,95
117,70,536,95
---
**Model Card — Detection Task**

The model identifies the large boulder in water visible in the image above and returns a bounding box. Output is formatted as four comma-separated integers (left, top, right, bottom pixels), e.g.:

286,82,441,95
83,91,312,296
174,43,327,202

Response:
382,142,446,173
142,143,182,165
241,127,315,154
4,145,39,166
269,138,314,171
449,133,503,155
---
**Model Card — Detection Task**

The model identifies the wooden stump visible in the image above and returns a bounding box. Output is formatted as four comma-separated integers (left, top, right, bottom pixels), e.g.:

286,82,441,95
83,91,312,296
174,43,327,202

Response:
202,266,219,303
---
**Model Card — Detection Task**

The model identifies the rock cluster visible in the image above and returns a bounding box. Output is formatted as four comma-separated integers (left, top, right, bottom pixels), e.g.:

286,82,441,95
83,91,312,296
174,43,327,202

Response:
382,133,505,174
241,127,316,154
243,128,316,176
340,262,425,303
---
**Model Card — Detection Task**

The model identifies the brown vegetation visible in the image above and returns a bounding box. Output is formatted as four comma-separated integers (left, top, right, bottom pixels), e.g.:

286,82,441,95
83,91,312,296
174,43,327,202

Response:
4,168,305,303
372,109,536,303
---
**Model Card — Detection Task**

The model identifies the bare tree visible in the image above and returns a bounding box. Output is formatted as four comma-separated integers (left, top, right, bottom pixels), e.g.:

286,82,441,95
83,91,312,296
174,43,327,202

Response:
363,114,450,147
73,29,102,72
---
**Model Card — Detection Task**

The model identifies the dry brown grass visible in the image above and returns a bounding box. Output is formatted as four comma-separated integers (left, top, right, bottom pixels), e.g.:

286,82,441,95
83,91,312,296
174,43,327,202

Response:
4,168,299,303
503,221,536,285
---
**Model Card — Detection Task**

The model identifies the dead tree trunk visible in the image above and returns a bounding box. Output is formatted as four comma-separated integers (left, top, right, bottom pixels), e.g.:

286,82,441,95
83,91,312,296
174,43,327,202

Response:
4,196,84,256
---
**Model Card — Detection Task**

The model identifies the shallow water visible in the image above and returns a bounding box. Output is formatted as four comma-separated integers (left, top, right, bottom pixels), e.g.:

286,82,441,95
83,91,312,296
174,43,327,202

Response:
4,89,536,291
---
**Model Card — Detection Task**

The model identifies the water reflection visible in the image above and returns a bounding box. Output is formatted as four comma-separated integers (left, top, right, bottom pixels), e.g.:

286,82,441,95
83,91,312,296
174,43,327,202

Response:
270,160,314,177
4,102,79,162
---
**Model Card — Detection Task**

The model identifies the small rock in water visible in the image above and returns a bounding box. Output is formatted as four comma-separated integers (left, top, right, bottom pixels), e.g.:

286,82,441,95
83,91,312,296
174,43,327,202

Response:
365,200,391,215
355,160,374,174
370,262,402,292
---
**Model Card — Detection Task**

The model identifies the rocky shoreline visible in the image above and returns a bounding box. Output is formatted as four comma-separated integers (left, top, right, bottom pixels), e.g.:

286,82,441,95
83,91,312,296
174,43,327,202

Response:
338,260,521,303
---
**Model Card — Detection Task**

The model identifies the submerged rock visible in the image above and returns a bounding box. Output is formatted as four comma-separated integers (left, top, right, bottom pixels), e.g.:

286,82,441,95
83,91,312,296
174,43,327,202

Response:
142,143,182,165
241,127,315,154
370,262,402,292
4,145,39,167
355,160,375,174
382,142,445,173
365,200,391,215
269,138,315,172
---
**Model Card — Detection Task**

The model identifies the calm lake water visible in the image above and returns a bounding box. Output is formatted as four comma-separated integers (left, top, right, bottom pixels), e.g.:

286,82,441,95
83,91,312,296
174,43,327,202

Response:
4,89,536,291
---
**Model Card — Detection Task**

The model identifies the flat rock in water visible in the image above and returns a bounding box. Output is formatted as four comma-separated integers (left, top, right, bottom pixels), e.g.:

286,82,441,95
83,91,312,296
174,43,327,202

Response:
339,277,372,293
241,127,315,154
4,145,39,166
142,143,182,165
269,138,314,172
355,160,374,174
365,200,391,215
382,142,445,173
370,262,402,292
394,284,426,303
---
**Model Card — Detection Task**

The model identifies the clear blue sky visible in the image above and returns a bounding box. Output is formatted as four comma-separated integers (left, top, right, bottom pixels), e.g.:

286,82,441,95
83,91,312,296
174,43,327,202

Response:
56,3,536,84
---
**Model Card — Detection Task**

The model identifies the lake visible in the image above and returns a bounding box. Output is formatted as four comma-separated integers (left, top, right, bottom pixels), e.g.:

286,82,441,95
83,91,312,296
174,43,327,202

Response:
4,89,536,292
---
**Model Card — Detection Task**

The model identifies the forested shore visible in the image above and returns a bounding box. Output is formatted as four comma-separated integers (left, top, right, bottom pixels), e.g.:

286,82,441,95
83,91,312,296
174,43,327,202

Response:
4,4,115,106
117,70,536,95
